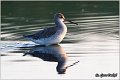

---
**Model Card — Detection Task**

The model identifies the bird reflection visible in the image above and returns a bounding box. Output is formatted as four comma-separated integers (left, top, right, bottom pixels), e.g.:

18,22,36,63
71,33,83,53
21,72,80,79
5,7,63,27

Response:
23,44,68,74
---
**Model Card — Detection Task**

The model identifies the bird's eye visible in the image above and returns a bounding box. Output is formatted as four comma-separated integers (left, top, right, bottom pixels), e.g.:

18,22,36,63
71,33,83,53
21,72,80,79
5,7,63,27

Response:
59,15,63,18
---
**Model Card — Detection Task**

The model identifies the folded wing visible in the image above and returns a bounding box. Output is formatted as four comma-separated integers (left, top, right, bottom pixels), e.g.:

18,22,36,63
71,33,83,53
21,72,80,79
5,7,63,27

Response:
24,27,57,40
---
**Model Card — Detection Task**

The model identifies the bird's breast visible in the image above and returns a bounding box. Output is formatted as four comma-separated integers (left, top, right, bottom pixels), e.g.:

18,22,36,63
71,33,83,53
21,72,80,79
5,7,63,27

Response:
30,27,67,46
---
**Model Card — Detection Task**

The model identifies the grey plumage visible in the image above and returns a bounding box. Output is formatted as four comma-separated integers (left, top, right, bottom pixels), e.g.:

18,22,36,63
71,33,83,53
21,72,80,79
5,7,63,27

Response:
24,27,57,40
23,13,77,46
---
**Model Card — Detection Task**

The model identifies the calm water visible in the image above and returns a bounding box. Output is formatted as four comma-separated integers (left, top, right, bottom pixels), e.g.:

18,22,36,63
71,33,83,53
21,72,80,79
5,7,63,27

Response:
1,1,119,79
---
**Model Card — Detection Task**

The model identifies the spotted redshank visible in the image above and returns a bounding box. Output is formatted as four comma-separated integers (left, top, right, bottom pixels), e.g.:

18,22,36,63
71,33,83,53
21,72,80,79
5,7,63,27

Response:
24,13,78,46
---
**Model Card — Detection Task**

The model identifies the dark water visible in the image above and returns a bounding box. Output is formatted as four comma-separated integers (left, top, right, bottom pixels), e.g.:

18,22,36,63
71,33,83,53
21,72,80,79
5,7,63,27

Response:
1,1,119,41
1,1,119,79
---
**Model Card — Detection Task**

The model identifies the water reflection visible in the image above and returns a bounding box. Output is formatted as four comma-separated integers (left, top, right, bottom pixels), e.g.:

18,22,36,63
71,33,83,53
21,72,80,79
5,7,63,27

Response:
23,45,67,74
1,1,119,41
23,44,79,74
1,1,119,79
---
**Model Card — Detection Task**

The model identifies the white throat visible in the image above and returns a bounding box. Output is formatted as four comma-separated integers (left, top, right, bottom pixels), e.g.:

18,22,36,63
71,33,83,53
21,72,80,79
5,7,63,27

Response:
55,18,67,31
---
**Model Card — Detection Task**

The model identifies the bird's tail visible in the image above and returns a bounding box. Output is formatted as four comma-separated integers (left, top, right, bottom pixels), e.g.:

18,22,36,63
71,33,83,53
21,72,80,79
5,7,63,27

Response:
22,34,28,38
13,34,30,40
22,34,32,40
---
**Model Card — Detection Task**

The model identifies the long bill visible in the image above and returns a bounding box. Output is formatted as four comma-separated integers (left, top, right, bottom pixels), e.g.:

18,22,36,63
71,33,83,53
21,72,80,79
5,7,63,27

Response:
64,19,78,25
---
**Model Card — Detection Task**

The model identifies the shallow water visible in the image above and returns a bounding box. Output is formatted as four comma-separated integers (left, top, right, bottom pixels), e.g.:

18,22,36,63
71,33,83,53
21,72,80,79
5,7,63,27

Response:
1,1,119,79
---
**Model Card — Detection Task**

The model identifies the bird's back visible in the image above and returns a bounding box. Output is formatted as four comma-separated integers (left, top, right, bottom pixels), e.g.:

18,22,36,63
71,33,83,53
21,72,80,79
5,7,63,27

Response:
24,27,57,40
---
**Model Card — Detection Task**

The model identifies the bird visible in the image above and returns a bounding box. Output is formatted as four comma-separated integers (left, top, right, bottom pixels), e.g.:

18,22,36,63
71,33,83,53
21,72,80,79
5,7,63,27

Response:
24,13,78,46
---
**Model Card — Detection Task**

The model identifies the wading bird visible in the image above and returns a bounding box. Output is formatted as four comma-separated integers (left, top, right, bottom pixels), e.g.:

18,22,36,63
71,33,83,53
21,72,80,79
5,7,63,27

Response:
24,13,78,46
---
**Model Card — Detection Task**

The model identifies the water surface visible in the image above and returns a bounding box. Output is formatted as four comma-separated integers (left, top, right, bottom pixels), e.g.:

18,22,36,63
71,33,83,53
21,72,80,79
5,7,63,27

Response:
1,1,119,79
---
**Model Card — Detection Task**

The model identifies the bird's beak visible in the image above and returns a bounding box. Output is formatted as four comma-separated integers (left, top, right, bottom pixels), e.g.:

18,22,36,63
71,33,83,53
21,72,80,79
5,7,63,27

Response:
64,19,78,25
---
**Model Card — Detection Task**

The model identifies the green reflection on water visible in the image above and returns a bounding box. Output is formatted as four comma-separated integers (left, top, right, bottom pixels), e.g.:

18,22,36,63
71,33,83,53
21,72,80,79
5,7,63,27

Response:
2,1,119,18
1,1,119,41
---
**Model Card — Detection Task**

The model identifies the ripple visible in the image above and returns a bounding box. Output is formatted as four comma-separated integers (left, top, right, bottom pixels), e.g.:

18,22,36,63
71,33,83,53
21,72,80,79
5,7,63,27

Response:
1,23,13,26
1,13,119,42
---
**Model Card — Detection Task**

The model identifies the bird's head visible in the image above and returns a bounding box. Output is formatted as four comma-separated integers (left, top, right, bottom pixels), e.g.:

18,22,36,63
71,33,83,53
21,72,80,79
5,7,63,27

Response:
54,13,78,25
54,13,65,22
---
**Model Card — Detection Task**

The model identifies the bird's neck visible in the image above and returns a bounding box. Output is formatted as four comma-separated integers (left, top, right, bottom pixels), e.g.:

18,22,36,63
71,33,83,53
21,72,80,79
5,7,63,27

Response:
55,19,67,30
